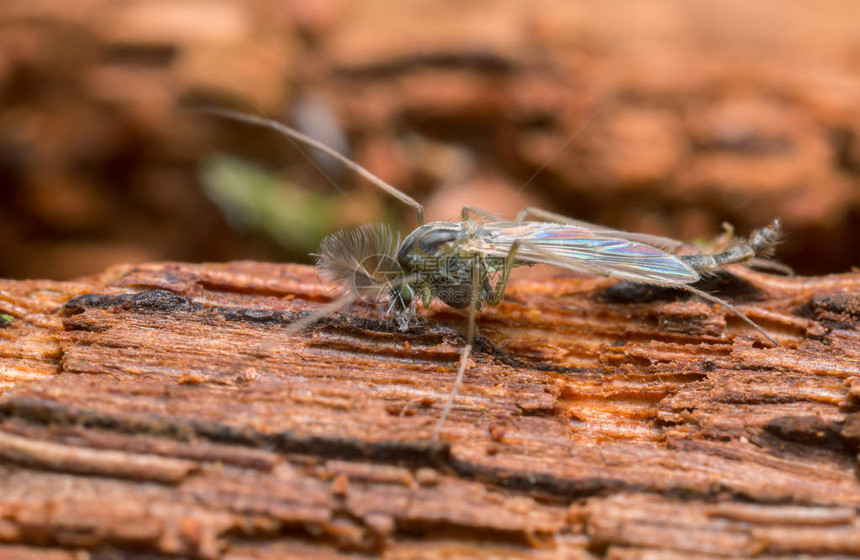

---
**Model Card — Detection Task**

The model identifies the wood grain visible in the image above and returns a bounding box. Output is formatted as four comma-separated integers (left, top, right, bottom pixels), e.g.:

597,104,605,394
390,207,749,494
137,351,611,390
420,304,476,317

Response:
1,261,859,558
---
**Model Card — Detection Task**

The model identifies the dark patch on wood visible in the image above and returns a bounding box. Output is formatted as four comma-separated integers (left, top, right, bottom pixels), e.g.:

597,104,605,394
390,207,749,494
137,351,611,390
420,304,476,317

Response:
0,395,451,469
797,293,860,330
839,414,860,449
332,51,517,79
450,457,625,500
600,271,765,305
62,290,192,316
764,415,845,451
0,396,244,443
62,288,307,328
267,432,450,467
598,281,689,305
693,271,768,301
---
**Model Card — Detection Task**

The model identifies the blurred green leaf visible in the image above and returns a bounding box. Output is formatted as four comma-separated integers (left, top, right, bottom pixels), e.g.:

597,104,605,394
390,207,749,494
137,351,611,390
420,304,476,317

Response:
200,154,338,256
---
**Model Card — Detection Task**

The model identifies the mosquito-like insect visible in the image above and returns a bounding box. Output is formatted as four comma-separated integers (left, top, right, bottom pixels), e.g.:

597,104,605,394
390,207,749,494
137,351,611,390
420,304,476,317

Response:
201,107,783,439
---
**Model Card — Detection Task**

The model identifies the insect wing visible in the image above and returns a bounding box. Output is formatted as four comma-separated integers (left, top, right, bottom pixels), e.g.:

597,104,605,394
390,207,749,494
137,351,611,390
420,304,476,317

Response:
482,222,700,285
549,219,694,254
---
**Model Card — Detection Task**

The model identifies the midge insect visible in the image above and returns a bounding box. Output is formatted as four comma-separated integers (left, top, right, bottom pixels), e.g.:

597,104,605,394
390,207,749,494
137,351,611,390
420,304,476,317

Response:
201,107,784,439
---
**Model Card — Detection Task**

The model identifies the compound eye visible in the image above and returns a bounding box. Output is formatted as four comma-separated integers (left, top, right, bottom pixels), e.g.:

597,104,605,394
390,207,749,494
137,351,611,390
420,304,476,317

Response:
418,229,459,254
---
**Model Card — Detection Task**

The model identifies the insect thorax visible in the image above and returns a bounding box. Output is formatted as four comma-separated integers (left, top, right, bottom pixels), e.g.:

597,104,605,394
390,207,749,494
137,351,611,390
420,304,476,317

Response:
397,221,500,309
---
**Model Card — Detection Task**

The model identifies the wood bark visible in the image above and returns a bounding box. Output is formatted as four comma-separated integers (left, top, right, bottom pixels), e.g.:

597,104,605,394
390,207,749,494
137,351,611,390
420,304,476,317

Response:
1,261,860,559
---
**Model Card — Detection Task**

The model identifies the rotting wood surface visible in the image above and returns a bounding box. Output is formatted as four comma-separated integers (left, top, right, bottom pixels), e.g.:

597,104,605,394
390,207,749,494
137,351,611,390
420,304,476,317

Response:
1,261,860,559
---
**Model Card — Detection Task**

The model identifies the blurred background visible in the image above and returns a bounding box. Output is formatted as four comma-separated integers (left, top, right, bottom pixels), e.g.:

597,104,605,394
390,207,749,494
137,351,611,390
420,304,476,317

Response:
1,0,859,280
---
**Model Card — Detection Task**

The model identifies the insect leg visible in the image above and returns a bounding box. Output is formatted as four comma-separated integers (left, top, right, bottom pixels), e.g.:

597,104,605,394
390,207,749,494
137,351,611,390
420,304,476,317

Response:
516,207,651,234
514,239,779,346
517,206,592,225
744,259,794,276
680,220,781,272
461,206,505,221
252,291,360,356
255,271,424,355
199,107,425,225
434,257,480,439
487,240,522,305
680,284,778,346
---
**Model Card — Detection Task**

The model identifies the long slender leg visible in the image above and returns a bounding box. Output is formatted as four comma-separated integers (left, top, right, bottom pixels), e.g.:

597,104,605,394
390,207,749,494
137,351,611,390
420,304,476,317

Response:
487,240,522,305
514,238,779,346
434,257,480,439
517,207,643,233
253,291,360,356
434,238,523,437
198,106,425,225
255,271,422,355
517,206,593,225
433,242,521,437
745,258,794,276
462,206,504,221
682,284,778,346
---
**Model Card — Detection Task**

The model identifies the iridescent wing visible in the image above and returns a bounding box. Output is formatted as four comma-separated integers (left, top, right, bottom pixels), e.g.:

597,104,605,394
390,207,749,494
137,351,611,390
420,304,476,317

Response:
478,222,700,285
536,219,695,254
513,210,697,254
